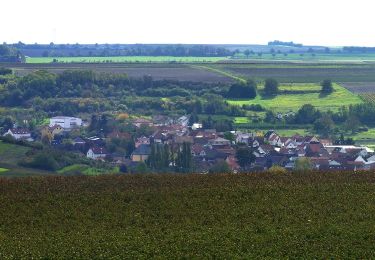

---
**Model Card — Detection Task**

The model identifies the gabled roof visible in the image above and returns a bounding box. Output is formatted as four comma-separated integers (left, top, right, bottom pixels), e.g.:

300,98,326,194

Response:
203,148,227,160
192,144,204,154
73,137,86,143
264,130,276,139
90,147,107,155
48,124,63,131
258,144,274,153
280,137,291,143
9,128,30,135
305,143,324,154
266,155,289,166
133,118,152,124
209,137,231,144
268,134,280,142
108,131,132,140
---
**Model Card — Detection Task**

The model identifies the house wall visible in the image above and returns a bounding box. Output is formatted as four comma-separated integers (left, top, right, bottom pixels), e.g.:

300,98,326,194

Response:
4,130,31,140
132,154,149,162
50,117,82,129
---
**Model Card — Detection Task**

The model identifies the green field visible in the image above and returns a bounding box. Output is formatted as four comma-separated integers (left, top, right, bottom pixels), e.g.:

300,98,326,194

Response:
26,56,229,63
275,128,310,136
0,168,9,173
2,173,375,258
234,117,251,124
233,53,375,62
0,141,30,165
228,84,363,112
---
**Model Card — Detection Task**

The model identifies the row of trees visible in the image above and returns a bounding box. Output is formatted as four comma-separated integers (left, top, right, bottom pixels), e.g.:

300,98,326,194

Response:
16,43,233,57
0,44,25,62
147,142,192,173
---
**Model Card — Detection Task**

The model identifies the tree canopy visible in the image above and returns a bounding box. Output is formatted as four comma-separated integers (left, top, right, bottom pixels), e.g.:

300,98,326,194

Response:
264,78,279,96
321,79,333,94
227,80,257,99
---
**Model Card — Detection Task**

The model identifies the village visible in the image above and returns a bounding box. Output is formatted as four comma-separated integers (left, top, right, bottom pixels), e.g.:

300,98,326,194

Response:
3,114,375,173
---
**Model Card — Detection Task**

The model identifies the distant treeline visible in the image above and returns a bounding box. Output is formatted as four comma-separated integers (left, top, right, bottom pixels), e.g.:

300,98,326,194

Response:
268,40,303,47
11,43,233,57
343,47,375,53
0,44,25,62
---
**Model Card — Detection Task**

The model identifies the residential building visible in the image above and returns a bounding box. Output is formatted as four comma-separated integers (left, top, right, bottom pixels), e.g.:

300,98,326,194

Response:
49,116,82,129
3,128,32,141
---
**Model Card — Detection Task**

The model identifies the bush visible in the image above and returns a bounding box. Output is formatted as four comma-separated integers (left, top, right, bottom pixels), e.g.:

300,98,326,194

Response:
267,165,287,174
264,78,279,96
227,81,257,99
208,160,231,174
321,79,333,94
22,153,59,171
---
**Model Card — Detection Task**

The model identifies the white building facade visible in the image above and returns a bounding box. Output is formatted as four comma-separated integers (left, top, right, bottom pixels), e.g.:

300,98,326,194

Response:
3,129,33,141
49,116,82,129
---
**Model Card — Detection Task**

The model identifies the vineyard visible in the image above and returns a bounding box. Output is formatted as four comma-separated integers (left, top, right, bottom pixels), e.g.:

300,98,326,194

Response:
2,173,375,258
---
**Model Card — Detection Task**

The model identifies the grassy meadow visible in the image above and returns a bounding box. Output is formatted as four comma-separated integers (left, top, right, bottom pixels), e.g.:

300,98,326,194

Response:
2,173,375,258
227,84,363,112
232,52,375,62
26,56,229,63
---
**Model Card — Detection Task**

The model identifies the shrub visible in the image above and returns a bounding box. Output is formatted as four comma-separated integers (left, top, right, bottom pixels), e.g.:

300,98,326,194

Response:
227,81,257,99
267,165,287,174
264,78,279,96
321,79,333,94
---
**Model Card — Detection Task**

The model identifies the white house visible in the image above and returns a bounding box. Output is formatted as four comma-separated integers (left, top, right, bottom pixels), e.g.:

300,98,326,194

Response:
176,115,189,127
192,123,203,130
87,147,107,160
49,116,82,130
3,128,33,141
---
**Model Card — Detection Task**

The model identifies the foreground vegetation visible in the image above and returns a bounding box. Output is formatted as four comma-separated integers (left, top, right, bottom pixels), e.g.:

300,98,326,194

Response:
1,172,375,258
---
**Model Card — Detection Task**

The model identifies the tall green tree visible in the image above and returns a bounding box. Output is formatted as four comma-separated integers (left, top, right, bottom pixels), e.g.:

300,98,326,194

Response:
176,142,192,173
264,78,279,96
295,158,312,171
314,114,335,137
295,104,320,124
235,146,255,168
321,79,333,94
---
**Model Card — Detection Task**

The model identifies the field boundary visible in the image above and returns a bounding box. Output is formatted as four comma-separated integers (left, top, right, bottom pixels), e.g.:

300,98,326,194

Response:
191,65,246,83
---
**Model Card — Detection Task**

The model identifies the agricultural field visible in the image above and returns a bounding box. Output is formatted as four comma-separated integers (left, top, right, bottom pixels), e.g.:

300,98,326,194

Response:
211,63,375,83
26,56,229,63
7,63,234,82
359,93,375,104
2,173,375,258
227,84,363,112
232,53,375,62
342,83,375,94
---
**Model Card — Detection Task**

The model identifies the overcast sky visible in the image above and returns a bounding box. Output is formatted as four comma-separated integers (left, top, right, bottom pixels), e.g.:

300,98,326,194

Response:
1,0,374,46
